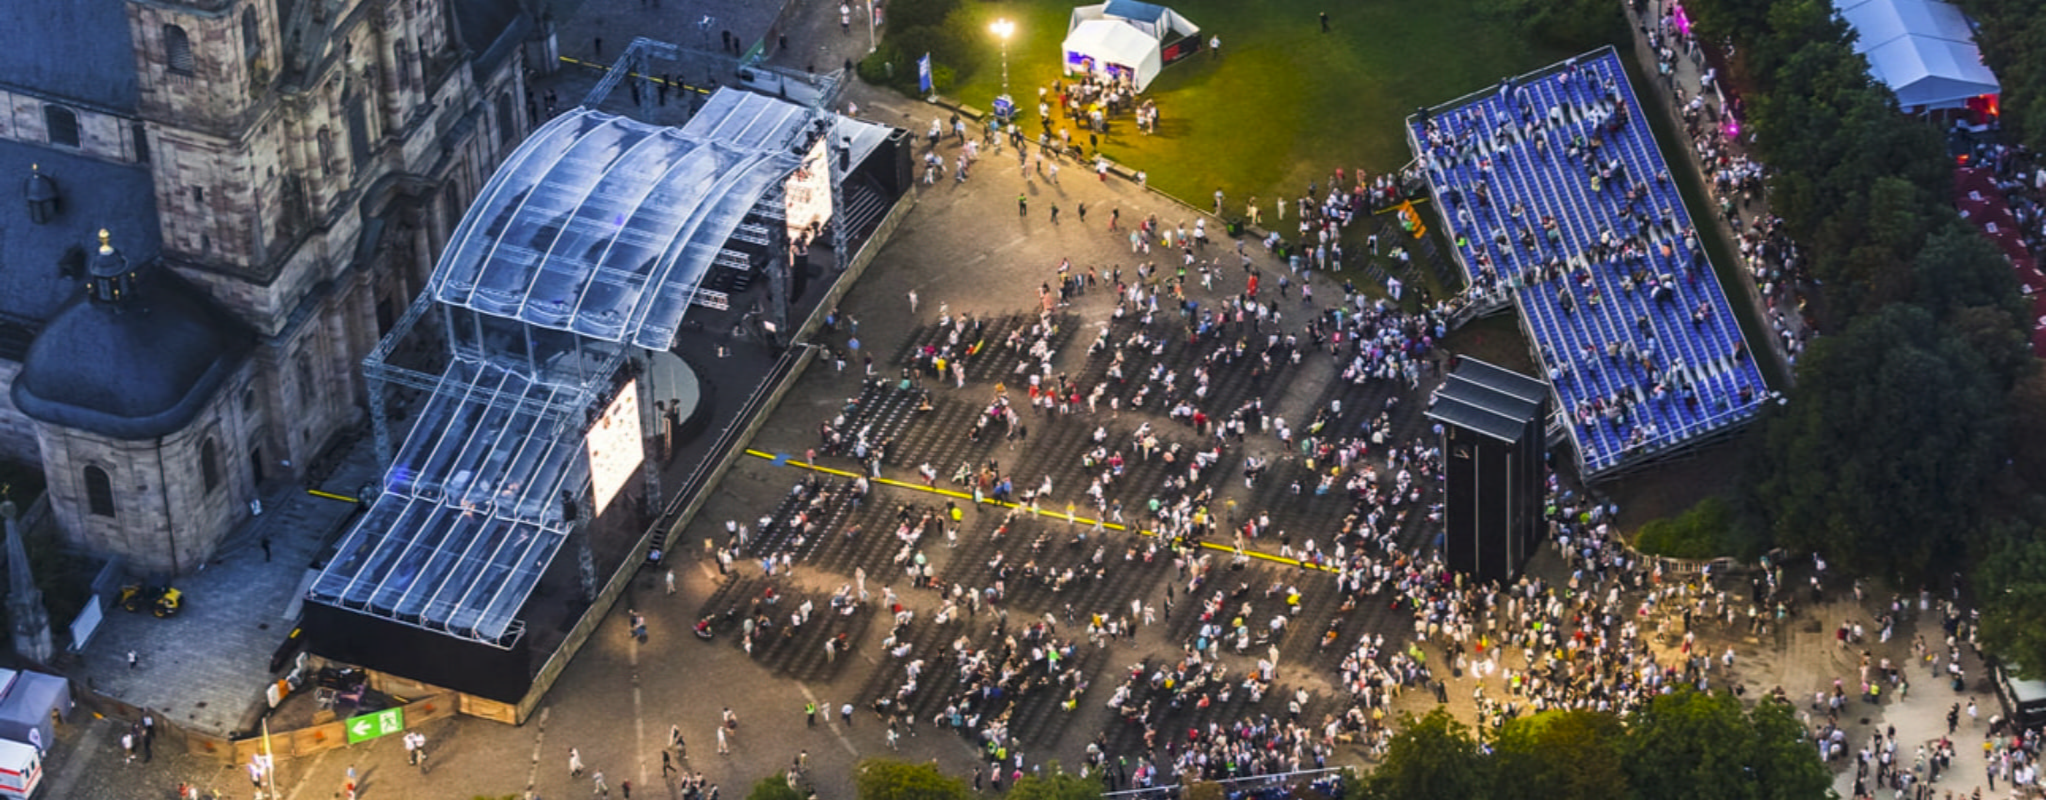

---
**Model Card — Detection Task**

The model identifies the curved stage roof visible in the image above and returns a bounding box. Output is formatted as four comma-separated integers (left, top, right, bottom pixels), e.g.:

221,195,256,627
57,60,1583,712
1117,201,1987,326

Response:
430,95,808,351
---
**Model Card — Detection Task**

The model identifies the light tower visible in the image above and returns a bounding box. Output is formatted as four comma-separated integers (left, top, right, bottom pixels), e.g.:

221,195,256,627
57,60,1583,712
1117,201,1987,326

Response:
990,18,1015,117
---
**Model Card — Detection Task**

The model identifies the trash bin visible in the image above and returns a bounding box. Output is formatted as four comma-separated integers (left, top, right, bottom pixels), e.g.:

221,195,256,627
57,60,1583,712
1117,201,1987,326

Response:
1226,219,1244,238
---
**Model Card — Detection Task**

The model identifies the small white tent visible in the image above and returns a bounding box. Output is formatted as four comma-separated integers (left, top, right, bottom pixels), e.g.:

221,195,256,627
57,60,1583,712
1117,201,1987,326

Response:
1063,0,1199,92
1834,0,1999,110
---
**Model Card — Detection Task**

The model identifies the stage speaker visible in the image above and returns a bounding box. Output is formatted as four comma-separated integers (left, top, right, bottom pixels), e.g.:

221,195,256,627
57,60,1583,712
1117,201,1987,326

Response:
885,128,913,196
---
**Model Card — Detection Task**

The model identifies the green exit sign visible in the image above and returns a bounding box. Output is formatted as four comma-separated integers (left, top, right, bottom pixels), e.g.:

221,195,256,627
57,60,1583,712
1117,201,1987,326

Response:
344,707,405,744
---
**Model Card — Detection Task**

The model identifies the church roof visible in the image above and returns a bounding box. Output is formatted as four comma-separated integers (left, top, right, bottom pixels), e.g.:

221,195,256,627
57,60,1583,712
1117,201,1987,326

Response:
0,2,141,111
0,140,162,359
450,0,533,76
11,255,251,441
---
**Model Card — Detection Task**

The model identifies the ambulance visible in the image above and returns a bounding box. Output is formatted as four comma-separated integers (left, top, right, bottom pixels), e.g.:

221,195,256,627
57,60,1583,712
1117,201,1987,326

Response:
0,739,40,799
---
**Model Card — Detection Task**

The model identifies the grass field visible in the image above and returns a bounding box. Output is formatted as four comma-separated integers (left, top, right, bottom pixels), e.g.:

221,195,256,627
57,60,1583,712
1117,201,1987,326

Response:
935,0,1576,213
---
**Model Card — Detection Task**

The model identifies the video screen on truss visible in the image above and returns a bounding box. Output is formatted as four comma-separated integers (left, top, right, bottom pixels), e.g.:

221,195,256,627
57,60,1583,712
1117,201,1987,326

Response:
585,382,644,514
784,136,834,245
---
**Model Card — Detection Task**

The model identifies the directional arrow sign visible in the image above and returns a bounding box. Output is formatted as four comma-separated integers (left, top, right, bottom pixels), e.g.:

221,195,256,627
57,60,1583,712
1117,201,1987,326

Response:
344,707,405,744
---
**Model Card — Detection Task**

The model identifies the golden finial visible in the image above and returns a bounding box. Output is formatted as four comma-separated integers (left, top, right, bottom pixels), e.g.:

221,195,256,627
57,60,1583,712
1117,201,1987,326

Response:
98,228,112,254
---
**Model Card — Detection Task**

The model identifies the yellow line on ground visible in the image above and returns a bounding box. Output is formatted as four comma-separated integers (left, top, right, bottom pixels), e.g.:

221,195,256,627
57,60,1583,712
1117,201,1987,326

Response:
557,56,714,94
742,449,1335,573
305,489,359,503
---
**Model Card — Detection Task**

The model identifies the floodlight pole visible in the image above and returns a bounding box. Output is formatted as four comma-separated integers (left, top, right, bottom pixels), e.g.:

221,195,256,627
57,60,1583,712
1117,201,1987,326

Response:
990,19,1014,98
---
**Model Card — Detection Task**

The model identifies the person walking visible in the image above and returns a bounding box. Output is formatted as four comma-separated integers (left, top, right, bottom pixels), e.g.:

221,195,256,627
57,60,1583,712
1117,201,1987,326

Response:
1320,11,1330,32
806,701,817,727
570,747,585,778
665,568,676,595
716,726,731,755
663,749,678,777
908,290,919,314
594,769,610,797
1018,194,1028,216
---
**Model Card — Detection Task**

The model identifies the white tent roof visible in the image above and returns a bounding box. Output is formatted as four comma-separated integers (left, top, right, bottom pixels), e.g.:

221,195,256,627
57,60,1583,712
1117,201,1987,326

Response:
1064,19,1164,89
1834,0,1999,109
1066,19,1160,66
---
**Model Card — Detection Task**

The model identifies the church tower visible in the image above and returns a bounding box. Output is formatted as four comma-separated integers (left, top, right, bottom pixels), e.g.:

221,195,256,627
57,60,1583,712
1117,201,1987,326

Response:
123,0,526,489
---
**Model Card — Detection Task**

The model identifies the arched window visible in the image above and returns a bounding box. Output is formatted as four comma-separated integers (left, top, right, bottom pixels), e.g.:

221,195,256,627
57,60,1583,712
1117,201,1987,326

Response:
202,438,223,493
85,466,116,517
496,92,516,147
296,353,315,406
344,89,371,171
164,24,195,75
242,8,262,62
44,106,79,148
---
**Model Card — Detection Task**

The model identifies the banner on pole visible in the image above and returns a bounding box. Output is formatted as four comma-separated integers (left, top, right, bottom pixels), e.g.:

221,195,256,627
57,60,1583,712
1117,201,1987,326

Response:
918,53,933,94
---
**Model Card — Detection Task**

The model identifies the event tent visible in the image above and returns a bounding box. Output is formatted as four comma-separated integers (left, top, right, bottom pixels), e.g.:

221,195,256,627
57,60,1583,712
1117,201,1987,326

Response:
1063,0,1199,92
1834,0,1999,110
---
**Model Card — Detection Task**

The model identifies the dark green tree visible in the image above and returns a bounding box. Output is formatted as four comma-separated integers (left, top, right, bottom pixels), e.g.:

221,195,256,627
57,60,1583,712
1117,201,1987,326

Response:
1490,710,1629,800
855,758,969,800
1621,691,1829,800
2005,366,2046,488
1352,708,1490,800
1008,765,1104,800
1484,0,1625,51
1749,303,2006,580
1973,500,2046,678
1955,0,2046,152
1912,219,2027,322
748,775,805,800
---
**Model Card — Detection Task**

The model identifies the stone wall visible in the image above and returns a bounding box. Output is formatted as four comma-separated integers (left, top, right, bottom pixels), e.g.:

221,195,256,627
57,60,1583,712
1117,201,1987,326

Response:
0,361,40,468
34,359,259,575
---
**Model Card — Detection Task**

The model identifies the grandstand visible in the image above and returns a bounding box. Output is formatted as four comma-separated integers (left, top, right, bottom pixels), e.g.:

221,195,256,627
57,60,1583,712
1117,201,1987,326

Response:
1407,47,1769,479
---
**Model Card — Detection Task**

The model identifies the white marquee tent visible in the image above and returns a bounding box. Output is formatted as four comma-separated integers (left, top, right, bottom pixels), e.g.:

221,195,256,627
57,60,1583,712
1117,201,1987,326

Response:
1063,0,1199,92
1834,0,1999,110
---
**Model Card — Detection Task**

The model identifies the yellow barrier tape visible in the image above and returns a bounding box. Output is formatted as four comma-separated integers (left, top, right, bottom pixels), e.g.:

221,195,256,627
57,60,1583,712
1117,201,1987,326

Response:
742,449,1335,572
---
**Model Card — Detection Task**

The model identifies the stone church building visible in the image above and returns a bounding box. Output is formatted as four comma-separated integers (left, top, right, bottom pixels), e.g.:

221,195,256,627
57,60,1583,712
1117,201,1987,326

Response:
0,0,534,574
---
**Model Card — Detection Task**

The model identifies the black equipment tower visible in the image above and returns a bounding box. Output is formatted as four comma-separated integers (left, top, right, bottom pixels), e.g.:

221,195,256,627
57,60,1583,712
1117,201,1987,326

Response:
1426,357,1549,583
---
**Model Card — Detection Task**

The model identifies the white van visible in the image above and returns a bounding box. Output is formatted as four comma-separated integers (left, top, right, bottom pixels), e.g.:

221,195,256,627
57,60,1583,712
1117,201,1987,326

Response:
0,739,40,799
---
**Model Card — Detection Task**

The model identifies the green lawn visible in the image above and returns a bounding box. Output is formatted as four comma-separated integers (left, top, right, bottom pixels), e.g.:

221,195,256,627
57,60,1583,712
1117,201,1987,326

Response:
934,0,1576,212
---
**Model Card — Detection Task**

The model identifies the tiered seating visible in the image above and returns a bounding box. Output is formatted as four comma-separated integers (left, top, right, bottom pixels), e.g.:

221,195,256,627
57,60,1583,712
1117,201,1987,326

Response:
1408,50,1767,476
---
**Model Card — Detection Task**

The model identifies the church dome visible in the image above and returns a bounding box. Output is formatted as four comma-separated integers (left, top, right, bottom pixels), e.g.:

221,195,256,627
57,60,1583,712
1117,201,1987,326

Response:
11,231,251,440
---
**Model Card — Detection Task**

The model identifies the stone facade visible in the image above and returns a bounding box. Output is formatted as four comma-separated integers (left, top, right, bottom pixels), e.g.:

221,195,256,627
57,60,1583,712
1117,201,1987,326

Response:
0,362,35,468
32,359,261,575
0,0,529,573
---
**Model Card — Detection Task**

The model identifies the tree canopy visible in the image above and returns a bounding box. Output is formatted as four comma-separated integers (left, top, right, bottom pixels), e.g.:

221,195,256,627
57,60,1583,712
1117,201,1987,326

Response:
1622,692,1829,800
1351,695,1826,800
1972,499,2046,678
1352,708,1491,800
1748,304,2006,581
856,758,970,800
1007,766,1105,800
747,775,805,800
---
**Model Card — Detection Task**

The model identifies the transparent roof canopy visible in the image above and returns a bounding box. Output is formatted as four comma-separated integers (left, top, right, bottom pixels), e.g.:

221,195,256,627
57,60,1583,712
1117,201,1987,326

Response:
431,95,808,351
309,359,588,646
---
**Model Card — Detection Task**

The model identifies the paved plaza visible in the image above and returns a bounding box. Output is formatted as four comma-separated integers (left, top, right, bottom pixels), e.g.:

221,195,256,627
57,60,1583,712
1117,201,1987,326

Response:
33,2,2029,800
